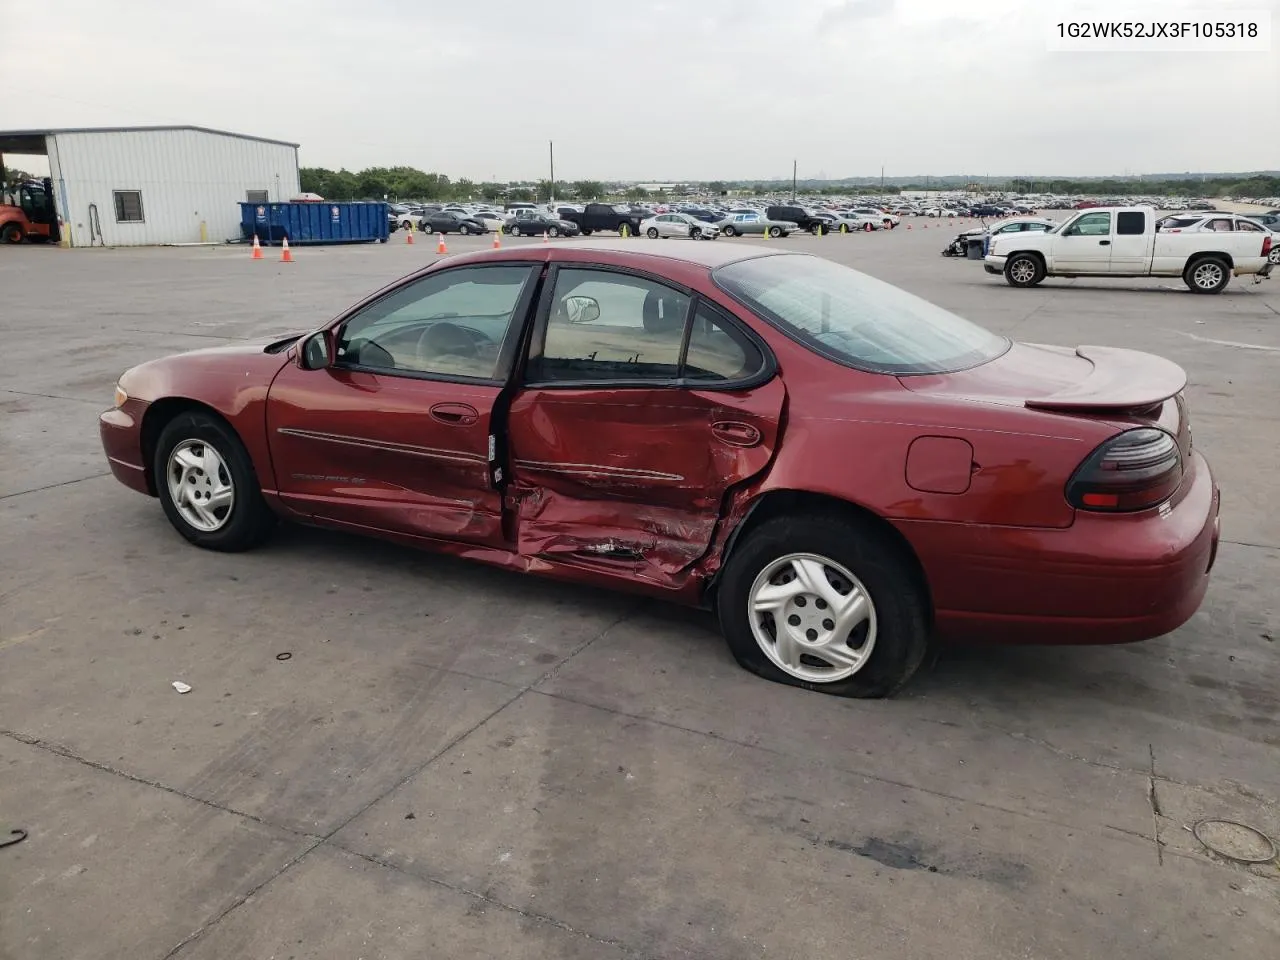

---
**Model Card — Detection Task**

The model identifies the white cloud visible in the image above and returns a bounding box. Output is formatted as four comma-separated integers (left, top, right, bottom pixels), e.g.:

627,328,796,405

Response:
6,0,1278,179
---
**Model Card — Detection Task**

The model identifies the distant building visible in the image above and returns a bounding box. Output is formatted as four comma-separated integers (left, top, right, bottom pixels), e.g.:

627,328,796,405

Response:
0,125,300,246
636,183,679,194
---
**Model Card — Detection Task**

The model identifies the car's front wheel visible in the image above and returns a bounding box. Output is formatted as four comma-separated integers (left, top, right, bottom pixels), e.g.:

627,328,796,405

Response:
1004,253,1045,288
154,411,275,552
717,514,930,698
767,226,782,238
722,225,736,237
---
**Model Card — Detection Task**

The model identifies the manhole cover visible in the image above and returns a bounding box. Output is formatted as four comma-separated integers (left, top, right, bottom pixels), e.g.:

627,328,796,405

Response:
1191,819,1277,864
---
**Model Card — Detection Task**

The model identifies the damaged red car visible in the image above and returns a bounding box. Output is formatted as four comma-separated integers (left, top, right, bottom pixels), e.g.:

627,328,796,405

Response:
100,241,1220,697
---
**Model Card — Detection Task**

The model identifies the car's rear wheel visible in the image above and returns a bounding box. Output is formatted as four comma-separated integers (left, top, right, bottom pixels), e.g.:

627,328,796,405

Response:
154,412,275,552
1,224,25,244
1004,253,1045,288
647,227,660,238
717,515,930,698
1269,246,1280,265
1184,256,1230,294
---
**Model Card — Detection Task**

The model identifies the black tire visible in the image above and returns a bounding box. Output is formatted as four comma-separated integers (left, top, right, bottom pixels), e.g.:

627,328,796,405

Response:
767,226,782,238
1184,256,1231,294
647,227,660,238
2,223,26,244
691,227,702,240
549,226,560,238
717,514,930,698
1269,246,1280,266
581,228,593,236
153,411,276,552
722,225,737,237
510,224,522,238
1003,253,1045,288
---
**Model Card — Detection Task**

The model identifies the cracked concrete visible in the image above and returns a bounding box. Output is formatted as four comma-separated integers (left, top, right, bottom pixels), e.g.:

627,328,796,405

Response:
1,228,1277,959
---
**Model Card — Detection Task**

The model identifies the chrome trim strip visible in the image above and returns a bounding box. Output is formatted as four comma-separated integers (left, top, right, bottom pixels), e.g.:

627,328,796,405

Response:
277,428,485,464
513,458,684,482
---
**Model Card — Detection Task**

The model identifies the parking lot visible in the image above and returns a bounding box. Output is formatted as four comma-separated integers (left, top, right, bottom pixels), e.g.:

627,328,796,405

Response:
2,224,1278,959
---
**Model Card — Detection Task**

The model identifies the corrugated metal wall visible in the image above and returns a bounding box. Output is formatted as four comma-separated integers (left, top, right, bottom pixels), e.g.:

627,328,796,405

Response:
50,129,300,247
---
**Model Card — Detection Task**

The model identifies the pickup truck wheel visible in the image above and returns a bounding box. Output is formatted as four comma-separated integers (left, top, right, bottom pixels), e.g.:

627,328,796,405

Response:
646,227,659,238
581,228,592,236
1268,247,1280,266
1004,253,1045,288
717,514,930,699
1184,256,1230,294
1,224,24,244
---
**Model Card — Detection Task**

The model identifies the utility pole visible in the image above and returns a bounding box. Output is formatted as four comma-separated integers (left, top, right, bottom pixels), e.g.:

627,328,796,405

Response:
880,165,885,191
549,140,555,207
792,159,797,201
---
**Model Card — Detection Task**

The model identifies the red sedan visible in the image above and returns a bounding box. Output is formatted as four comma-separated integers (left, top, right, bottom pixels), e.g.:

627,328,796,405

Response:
100,241,1220,697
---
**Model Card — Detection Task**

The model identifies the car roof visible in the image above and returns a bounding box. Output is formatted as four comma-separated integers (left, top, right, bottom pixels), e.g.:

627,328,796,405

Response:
446,237,781,270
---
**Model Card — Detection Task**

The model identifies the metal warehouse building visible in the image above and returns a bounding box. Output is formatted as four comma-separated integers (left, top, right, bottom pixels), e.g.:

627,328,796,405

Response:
0,125,300,247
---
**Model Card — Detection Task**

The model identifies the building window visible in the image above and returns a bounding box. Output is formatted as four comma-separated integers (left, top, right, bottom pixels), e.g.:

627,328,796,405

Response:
246,189,268,203
113,190,144,223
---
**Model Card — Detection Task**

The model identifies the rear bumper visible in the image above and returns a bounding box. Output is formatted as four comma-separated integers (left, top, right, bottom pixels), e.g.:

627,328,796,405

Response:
99,400,152,495
896,450,1220,645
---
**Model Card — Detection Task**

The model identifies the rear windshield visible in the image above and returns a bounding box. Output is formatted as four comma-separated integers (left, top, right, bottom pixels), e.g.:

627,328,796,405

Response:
713,254,1009,375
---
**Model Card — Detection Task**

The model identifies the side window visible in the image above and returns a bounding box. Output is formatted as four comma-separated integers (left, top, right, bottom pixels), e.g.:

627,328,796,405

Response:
1237,219,1264,232
530,269,690,382
1116,211,1145,235
685,303,765,383
1065,212,1111,236
336,265,534,380
1206,218,1234,232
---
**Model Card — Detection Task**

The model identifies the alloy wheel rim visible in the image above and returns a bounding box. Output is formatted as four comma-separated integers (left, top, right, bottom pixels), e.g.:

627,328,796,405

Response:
1011,259,1036,283
748,552,877,683
166,439,234,532
1194,263,1223,288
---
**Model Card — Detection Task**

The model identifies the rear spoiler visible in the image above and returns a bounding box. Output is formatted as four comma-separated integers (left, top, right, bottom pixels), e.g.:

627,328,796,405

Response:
1023,345,1187,412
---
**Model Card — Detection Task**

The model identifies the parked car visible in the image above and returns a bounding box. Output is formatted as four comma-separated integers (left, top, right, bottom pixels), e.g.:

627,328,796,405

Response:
389,204,423,231
99,242,1221,698
718,211,797,238
474,212,509,234
830,211,884,232
765,205,831,236
559,202,647,237
942,218,1056,258
421,211,487,235
504,213,580,237
641,212,720,240
987,206,1274,293
847,207,900,229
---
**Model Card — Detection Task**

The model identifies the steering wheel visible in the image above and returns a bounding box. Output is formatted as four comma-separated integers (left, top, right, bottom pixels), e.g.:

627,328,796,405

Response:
415,321,488,366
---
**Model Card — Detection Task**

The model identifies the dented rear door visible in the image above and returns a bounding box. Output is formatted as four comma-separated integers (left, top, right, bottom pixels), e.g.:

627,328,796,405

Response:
504,270,785,584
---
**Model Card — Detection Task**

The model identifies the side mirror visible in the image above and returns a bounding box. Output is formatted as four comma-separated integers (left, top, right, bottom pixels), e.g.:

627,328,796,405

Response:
299,331,334,370
564,295,601,324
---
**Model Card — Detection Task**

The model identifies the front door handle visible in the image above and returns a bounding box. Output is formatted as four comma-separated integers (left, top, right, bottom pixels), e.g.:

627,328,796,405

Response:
711,420,762,447
1099,240,1111,245
430,402,479,426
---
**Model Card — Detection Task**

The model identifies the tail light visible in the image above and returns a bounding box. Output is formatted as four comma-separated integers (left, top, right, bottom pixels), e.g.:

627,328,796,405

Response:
1066,428,1183,512
1263,235,1272,257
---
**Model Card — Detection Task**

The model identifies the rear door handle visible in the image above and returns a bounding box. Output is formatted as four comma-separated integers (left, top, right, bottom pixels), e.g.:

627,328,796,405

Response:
430,402,479,425
1099,240,1111,245
711,420,762,447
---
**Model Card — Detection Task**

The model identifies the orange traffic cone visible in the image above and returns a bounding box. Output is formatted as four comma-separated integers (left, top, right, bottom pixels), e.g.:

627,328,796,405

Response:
543,231,549,244
280,237,294,263
406,227,414,245
492,231,501,249
436,234,447,254
251,234,263,259
864,222,872,232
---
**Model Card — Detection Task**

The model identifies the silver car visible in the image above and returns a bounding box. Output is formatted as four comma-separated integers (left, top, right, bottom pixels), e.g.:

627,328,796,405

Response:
717,211,797,238
640,212,720,240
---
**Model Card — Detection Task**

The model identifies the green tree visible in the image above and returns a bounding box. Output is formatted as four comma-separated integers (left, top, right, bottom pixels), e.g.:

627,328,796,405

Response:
572,180,603,200
478,181,507,202
708,181,726,195
625,186,648,201
508,187,534,202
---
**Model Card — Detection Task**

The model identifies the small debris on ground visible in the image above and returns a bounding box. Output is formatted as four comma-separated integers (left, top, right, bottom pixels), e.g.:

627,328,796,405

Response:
172,681,192,694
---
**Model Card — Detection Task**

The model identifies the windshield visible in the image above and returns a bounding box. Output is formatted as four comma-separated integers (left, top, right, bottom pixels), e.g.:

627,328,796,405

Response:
713,254,1009,375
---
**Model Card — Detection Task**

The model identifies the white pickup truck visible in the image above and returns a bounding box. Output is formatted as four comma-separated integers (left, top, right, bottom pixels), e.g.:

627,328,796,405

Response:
985,205,1273,294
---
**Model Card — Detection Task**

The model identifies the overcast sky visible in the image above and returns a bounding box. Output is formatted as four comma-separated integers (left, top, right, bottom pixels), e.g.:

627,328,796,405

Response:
7,0,1279,180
